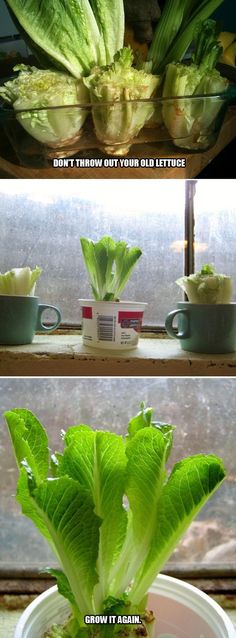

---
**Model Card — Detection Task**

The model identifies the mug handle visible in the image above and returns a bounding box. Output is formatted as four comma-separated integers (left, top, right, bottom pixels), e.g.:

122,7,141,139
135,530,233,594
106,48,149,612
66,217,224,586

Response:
165,309,189,340
36,304,61,333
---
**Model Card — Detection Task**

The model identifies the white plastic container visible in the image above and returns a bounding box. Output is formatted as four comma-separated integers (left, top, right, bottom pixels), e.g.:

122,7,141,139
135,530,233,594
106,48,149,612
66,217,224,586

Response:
14,574,236,638
79,299,147,350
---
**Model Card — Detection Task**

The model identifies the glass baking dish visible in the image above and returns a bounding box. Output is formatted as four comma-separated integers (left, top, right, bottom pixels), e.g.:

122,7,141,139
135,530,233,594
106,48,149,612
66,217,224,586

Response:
0,87,235,167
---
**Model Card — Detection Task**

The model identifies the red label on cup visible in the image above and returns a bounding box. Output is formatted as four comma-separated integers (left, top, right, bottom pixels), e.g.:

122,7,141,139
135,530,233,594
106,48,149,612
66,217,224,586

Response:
118,311,143,332
82,306,93,319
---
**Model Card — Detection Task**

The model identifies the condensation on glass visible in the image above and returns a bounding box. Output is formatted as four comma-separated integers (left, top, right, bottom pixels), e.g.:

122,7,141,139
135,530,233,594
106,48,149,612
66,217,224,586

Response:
0,378,235,571
194,180,236,283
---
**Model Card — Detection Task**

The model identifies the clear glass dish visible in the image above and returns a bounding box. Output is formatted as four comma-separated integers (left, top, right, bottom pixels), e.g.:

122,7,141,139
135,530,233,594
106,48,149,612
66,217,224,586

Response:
0,87,235,167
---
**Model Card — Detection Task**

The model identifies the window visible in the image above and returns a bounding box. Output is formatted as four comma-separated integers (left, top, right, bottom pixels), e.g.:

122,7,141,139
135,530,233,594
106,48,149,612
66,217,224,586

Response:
0,0,29,58
1,179,235,330
1,179,185,326
194,180,236,281
0,377,235,580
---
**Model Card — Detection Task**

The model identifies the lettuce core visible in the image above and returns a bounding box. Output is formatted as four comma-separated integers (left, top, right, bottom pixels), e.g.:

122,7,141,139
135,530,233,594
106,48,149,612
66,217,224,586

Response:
84,48,160,155
176,264,233,304
0,266,42,296
162,20,229,150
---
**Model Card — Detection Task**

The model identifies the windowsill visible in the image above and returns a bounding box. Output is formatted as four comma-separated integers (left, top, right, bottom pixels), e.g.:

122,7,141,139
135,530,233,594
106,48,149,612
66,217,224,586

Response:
0,334,236,376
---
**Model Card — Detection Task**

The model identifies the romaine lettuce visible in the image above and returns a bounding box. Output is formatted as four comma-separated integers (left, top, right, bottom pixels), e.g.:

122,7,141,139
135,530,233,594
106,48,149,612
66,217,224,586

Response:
162,20,229,150
80,235,142,301
84,48,160,155
5,405,226,638
4,0,124,77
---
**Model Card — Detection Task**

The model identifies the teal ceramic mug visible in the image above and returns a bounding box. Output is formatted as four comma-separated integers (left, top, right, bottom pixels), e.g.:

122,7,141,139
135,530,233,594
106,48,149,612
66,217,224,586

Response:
0,295,61,345
165,301,236,354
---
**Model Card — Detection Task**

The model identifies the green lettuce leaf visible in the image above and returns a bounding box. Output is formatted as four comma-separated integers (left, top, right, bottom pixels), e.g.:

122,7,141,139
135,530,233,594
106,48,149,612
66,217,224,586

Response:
130,453,225,604
127,404,154,438
80,235,142,301
5,410,52,543
45,569,77,608
112,427,171,596
5,408,48,482
16,466,52,543
89,0,124,65
5,410,100,614
57,426,128,607
4,0,125,75
32,476,100,615
4,0,101,77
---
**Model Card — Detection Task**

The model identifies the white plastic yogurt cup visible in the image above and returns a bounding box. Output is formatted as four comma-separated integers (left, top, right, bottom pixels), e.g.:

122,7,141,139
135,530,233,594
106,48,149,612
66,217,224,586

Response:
14,575,236,638
79,299,147,350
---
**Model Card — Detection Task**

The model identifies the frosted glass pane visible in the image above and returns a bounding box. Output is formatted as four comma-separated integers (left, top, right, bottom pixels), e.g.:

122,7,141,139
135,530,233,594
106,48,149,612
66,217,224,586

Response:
0,180,185,325
194,179,236,291
0,377,235,570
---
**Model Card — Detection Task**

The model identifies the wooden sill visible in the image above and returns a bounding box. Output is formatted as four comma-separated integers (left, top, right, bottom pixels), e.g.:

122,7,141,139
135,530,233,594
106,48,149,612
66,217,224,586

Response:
0,334,236,376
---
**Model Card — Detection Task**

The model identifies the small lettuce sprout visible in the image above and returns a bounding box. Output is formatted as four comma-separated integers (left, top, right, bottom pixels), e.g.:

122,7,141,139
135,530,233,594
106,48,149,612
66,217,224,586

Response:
5,405,225,638
80,235,142,301
84,47,160,155
176,264,233,304
0,266,42,296
0,65,89,146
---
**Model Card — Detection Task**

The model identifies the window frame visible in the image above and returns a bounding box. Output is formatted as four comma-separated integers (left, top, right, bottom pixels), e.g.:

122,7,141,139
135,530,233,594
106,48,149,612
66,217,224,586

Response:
0,563,235,596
